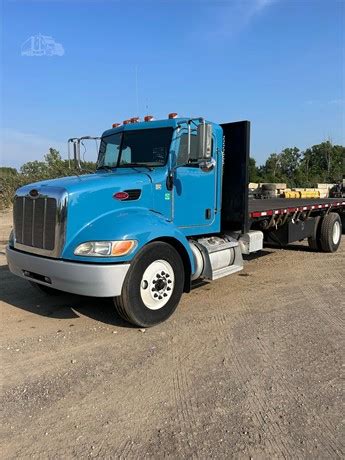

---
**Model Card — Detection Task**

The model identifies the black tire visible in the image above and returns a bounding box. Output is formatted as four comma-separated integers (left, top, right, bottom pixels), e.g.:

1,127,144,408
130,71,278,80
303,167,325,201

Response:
114,242,185,327
319,213,342,253
263,190,276,199
262,183,277,191
29,281,62,295
340,213,345,234
308,216,322,251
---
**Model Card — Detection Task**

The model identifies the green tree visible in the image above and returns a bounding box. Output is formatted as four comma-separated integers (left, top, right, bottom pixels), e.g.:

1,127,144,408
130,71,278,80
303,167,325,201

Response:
19,148,96,178
248,157,261,183
20,160,49,178
0,167,18,177
300,141,344,184
44,148,63,168
259,153,282,182
279,147,301,184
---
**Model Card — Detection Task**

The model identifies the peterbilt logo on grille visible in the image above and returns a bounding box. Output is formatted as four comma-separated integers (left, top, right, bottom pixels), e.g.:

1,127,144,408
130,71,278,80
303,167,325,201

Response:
29,189,39,198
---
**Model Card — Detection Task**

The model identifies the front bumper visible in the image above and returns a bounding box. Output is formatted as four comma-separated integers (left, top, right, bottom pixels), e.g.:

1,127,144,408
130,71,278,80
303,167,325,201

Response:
6,246,130,297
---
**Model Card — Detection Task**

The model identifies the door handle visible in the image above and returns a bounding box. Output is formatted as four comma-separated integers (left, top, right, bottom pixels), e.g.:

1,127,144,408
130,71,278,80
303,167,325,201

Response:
166,172,174,191
199,158,216,172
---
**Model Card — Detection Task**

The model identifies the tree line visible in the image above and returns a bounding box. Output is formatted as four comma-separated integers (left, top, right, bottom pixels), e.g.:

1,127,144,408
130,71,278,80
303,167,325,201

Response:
0,149,95,208
249,141,344,186
0,141,344,209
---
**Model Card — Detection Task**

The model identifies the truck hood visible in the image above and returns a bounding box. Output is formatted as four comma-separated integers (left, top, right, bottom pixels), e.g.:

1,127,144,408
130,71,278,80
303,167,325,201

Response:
18,171,154,245
34,171,151,196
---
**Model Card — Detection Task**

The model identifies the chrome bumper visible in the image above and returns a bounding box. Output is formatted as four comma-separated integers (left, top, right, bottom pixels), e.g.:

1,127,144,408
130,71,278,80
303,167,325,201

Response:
6,246,130,297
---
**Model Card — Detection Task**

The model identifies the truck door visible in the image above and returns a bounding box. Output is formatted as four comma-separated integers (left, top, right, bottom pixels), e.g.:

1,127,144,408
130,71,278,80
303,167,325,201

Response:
172,130,217,231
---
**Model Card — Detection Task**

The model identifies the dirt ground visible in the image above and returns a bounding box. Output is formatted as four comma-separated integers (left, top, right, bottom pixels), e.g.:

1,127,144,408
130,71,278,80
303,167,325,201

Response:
1,207,344,459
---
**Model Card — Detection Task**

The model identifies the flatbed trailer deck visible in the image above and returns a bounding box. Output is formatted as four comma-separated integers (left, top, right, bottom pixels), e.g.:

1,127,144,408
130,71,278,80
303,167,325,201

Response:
246,197,345,249
220,121,345,240
249,198,345,218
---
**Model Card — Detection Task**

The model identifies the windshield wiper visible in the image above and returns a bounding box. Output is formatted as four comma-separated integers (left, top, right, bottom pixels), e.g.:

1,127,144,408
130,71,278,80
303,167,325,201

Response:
121,163,154,171
96,165,114,171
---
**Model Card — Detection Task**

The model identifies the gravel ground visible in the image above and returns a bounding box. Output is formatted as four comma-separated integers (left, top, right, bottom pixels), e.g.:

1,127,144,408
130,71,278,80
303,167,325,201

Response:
0,207,344,459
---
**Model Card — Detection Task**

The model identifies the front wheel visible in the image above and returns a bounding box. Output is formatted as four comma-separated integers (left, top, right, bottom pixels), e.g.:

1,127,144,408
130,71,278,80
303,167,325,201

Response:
114,242,185,327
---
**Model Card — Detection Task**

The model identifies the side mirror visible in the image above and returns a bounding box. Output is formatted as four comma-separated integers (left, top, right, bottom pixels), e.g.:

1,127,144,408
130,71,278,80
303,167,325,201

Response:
197,123,212,160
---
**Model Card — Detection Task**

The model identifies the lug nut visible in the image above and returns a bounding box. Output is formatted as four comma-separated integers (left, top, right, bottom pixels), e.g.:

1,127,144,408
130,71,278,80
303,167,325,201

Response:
163,293,167,297
154,293,158,298
167,287,171,291
168,279,172,284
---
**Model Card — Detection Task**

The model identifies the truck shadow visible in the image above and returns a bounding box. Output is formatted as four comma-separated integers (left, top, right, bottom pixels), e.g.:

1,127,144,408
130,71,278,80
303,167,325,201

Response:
242,249,274,260
0,265,133,328
263,243,314,252
0,245,312,328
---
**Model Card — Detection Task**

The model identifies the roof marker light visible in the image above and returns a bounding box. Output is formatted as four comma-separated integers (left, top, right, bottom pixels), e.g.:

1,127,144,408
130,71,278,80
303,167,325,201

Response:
112,123,121,128
123,119,131,125
168,112,178,119
130,117,140,123
144,115,154,122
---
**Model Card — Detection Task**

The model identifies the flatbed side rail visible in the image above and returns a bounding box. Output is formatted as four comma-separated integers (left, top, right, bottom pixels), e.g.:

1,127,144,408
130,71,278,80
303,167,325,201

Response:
249,200,345,219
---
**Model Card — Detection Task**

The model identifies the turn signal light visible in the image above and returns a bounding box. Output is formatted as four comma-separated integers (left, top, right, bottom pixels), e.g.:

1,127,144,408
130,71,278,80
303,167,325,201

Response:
168,112,178,119
144,115,154,122
112,123,121,128
111,240,136,256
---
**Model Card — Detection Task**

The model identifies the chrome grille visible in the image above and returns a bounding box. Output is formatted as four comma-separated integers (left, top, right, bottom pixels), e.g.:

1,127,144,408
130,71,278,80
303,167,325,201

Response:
13,186,67,258
14,196,57,250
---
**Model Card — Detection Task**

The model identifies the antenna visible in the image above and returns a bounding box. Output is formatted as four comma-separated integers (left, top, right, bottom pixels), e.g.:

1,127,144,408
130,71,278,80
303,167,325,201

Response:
135,65,139,116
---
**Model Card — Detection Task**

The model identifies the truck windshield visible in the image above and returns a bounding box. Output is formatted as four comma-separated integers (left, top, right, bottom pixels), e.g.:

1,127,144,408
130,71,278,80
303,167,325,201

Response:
97,127,173,169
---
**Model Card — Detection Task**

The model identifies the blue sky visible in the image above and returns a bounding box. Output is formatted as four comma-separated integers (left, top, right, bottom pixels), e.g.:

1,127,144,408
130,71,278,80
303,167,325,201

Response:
1,0,344,168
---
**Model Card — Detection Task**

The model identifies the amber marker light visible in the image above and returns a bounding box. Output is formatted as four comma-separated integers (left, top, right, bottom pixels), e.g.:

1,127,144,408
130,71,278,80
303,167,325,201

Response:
111,240,137,256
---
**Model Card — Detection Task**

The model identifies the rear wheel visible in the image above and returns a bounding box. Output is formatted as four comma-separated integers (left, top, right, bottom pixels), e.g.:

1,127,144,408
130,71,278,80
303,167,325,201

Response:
114,242,185,327
308,216,322,251
319,213,342,253
340,213,345,234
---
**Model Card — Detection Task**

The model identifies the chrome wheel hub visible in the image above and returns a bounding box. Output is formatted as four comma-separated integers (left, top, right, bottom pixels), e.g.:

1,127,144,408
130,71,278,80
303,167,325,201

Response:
332,221,341,245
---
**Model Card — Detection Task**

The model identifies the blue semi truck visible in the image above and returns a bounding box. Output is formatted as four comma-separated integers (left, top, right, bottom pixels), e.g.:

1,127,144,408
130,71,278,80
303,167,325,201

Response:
6,115,345,327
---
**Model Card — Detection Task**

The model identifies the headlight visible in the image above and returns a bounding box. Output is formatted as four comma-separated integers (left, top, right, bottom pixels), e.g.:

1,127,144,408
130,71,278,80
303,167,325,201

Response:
74,240,137,257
